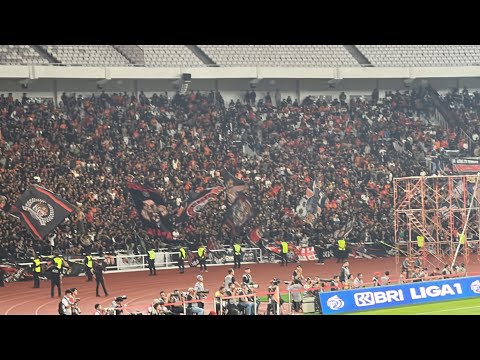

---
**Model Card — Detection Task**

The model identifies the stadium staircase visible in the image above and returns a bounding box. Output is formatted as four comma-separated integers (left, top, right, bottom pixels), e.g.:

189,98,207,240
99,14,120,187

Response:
186,45,217,66
112,45,145,66
345,45,371,66
31,45,57,64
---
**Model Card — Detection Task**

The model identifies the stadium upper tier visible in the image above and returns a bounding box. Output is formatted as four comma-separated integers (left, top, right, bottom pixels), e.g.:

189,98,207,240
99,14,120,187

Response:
357,45,480,67
197,45,359,67
0,45,478,67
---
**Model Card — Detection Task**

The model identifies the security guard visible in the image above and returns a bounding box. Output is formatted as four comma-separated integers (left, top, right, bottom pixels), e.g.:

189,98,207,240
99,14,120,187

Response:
147,248,156,276
48,258,62,298
84,253,93,282
178,245,187,274
197,243,208,272
337,239,347,263
53,254,63,272
32,254,42,288
280,240,289,266
233,241,242,269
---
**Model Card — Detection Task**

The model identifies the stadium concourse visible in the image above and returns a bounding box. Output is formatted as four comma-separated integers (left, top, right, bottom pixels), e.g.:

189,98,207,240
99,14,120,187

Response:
0,255,479,315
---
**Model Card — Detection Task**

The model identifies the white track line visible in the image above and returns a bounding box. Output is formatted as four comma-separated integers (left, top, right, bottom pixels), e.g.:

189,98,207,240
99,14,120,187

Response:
415,305,480,315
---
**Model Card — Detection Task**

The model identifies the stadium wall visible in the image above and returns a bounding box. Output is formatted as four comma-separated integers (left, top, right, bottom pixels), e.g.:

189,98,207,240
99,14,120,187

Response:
2,65,480,103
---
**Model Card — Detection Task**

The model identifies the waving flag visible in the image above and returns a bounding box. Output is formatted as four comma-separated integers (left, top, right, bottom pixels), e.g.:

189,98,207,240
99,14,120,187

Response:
12,185,75,240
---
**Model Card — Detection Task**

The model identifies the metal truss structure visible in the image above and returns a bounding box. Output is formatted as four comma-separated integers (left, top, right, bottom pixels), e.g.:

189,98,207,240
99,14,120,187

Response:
394,174,480,269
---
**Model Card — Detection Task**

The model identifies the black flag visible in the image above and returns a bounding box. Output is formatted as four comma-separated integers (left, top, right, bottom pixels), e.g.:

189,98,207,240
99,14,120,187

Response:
223,193,254,234
127,182,174,236
12,185,75,241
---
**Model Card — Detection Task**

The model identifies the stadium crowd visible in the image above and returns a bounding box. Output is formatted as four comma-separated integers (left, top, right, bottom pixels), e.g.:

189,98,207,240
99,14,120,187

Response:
0,87,468,261
438,87,480,156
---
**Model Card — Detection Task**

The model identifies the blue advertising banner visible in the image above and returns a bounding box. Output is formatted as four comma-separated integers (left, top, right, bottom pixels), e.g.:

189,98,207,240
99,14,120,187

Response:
319,276,480,314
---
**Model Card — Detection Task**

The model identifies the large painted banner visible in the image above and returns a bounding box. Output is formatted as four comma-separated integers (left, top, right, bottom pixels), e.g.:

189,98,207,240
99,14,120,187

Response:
319,276,480,314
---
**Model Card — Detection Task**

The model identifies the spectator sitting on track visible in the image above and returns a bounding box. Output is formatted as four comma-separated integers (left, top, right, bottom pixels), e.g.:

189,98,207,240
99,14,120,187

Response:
186,288,204,315
372,272,381,286
225,283,240,315
168,289,184,315
215,286,227,315
237,284,255,315
353,273,364,288
411,267,422,282
379,271,390,286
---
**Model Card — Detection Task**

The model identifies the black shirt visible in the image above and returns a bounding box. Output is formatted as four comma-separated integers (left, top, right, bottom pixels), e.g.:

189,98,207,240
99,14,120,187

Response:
49,266,60,281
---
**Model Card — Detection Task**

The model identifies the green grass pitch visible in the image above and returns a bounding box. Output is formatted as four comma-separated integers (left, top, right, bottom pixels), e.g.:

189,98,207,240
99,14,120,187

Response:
347,297,480,315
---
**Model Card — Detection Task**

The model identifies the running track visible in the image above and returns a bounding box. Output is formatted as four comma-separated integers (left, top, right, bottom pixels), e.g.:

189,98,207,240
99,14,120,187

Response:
1,256,479,315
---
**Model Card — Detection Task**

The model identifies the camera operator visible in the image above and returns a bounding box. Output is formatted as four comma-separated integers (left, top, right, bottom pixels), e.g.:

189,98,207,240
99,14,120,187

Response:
225,283,241,315
168,289,184,315
186,288,204,315
267,279,283,315
111,296,126,315
237,284,255,315
329,275,340,291
242,268,254,286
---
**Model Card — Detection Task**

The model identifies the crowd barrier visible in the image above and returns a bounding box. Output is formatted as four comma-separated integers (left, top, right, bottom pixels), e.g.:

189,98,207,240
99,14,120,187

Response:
107,248,262,272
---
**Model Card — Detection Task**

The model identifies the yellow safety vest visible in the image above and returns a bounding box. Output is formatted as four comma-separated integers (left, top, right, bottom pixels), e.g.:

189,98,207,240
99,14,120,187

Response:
148,250,155,260
86,255,93,268
54,257,62,269
459,234,466,245
179,248,186,259
281,242,288,254
33,259,41,273
417,236,424,248
233,244,241,255
338,239,346,251
198,247,206,258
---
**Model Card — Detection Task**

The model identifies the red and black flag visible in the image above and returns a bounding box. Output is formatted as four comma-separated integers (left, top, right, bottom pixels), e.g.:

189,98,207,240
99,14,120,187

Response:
223,193,255,234
12,185,75,241
177,186,224,223
222,170,247,204
127,182,174,236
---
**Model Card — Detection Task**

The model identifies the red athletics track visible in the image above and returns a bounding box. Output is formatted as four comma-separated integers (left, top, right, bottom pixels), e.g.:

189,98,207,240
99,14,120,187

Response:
1,255,480,315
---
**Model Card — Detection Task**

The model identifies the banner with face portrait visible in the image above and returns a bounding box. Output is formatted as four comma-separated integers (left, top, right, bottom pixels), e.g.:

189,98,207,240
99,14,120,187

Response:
127,182,173,236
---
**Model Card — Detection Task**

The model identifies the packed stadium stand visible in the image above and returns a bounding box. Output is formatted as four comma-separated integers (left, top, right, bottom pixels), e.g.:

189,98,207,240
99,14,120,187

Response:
40,45,130,66
197,45,360,67
357,45,480,67
0,45,49,65
139,45,205,67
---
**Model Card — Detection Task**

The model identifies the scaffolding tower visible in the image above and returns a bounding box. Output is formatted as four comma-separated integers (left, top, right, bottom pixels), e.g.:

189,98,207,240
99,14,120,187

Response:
394,174,480,270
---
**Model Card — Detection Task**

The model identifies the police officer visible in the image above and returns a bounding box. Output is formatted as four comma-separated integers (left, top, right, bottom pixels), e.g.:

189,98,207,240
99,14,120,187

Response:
178,245,187,274
233,241,242,269
32,254,42,288
197,243,207,272
336,238,347,263
147,248,156,276
280,240,289,266
48,259,62,298
84,253,93,282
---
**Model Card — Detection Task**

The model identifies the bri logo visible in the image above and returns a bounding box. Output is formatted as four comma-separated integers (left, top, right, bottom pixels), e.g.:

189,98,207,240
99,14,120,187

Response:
470,280,480,294
354,290,404,307
326,295,345,310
